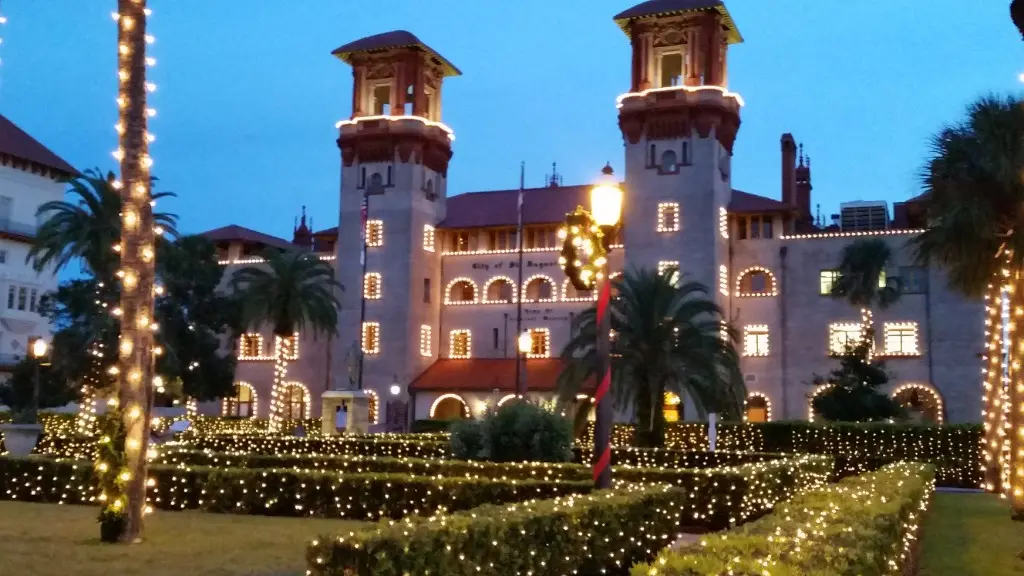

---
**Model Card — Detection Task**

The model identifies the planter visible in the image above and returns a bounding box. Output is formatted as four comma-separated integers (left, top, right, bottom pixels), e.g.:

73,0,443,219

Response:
0,423,43,456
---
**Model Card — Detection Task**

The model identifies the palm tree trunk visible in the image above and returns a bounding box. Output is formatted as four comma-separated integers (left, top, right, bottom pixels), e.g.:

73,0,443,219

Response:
1009,269,1024,520
112,0,155,544
271,335,289,431
983,278,1006,492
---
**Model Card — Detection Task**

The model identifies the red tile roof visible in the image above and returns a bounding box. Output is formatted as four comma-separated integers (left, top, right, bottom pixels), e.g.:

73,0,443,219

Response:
613,0,742,44
439,184,592,229
332,30,461,77
728,190,795,214
0,114,76,178
410,358,592,393
200,225,295,251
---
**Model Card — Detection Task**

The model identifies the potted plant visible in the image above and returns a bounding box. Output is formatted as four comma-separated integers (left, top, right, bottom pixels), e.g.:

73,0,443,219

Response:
0,343,72,456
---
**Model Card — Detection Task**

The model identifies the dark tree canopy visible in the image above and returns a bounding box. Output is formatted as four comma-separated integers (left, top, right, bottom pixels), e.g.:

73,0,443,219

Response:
811,334,903,422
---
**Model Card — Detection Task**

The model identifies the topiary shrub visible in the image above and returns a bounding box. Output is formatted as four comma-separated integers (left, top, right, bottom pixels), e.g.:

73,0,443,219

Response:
450,400,573,463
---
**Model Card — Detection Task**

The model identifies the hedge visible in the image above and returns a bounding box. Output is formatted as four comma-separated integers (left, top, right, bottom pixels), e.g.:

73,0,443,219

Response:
306,483,693,576
0,455,589,520
180,433,450,459
631,462,935,576
584,421,979,487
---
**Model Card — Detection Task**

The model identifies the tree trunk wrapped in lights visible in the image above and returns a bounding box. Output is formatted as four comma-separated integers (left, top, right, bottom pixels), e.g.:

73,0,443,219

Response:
1009,268,1024,519
982,277,1007,492
101,0,156,543
271,335,288,430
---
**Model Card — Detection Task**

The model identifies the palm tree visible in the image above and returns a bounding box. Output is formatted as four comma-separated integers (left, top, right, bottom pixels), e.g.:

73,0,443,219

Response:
557,268,744,447
911,95,1024,519
830,238,902,341
1012,0,1024,38
232,250,343,428
29,168,178,280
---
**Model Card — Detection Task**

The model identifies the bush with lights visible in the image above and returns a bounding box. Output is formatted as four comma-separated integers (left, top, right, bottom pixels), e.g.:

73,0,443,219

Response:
450,400,573,463
181,433,450,459
631,462,934,575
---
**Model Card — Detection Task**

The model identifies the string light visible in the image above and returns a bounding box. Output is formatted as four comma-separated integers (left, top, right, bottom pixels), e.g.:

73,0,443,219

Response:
891,383,944,425
828,322,863,356
443,277,479,305
560,277,598,302
422,224,436,252
363,272,382,300
744,392,772,422
780,229,925,240
428,393,472,418
419,325,432,357
742,325,769,357
719,207,729,239
881,322,920,357
361,322,380,355
656,202,680,232
221,382,259,418
448,329,471,359
336,114,456,142
981,278,1005,492
719,265,729,296
520,274,558,303
481,276,518,304
365,219,383,247
440,243,623,257
617,84,746,108
734,266,778,297
524,327,551,359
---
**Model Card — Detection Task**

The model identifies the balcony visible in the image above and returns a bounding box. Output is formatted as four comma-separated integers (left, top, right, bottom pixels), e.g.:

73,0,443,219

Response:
0,219,37,242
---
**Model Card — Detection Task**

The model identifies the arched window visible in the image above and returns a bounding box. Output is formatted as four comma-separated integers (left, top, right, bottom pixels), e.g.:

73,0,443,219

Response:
430,394,469,419
424,179,435,200
735,267,778,297
664,392,683,423
562,278,595,302
745,393,771,422
282,383,309,420
369,172,384,190
660,150,678,173
446,278,477,304
892,384,944,424
484,277,515,303
224,382,256,418
523,275,556,303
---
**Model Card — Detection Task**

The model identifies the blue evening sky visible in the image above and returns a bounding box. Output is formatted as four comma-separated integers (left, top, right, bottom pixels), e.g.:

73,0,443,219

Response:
0,1,1019,239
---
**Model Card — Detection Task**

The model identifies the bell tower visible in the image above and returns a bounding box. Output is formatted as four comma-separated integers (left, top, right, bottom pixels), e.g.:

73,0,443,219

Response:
332,31,460,414
614,0,743,308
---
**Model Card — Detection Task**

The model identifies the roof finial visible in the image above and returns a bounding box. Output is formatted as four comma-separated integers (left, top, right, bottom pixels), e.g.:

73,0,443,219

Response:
548,162,561,188
601,162,614,176
798,143,805,167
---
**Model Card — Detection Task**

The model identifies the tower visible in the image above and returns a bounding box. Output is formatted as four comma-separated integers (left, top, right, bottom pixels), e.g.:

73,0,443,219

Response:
332,31,460,412
614,0,743,310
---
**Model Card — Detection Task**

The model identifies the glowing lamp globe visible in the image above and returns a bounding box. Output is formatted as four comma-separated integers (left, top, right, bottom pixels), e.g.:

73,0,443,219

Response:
518,331,532,354
31,339,48,358
389,384,401,396
590,163,623,228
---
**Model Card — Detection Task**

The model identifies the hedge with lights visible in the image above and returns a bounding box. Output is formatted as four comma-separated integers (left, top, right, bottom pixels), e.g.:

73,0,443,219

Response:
631,462,934,575
584,421,979,487
180,433,450,459
306,483,692,576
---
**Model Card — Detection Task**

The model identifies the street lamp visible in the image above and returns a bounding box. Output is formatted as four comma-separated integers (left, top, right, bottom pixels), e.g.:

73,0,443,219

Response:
30,339,48,420
558,163,623,490
518,331,532,395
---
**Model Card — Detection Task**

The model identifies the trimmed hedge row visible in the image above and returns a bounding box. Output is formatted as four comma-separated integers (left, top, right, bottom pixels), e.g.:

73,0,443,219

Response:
586,421,979,487
157,448,781,482
306,483,694,576
180,433,450,460
631,462,935,575
0,455,588,520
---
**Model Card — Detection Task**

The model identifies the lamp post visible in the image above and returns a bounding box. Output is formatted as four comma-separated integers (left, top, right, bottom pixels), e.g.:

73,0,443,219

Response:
518,331,532,395
559,163,623,490
30,339,48,419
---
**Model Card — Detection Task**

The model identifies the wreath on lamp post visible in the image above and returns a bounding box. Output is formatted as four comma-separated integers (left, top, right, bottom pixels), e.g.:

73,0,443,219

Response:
558,207,610,291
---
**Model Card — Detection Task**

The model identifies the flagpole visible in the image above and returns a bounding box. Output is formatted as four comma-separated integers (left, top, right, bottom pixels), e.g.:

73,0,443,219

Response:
356,189,368,391
514,162,526,397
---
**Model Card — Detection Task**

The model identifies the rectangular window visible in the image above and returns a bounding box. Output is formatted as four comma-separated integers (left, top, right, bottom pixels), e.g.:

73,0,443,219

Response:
900,266,928,294
737,216,747,240
371,83,391,116
743,325,770,357
450,329,471,359
423,225,436,252
493,328,500,350
276,334,299,360
454,231,470,252
657,202,680,232
750,218,761,239
527,328,550,358
423,278,431,303
658,51,684,88
820,270,840,296
365,220,383,247
883,322,920,356
762,217,773,239
364,272,382,300
362,322,380,355
239,334,263,358
17,287,26,311
829,323,863,355
878,269,888,289
359,167,366,189
420,325,432,357
6,285,13,309
0,250,7,264
29,289,37,312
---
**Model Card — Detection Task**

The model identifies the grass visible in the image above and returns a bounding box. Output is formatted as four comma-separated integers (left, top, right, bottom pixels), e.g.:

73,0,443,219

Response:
920,492,1024,575
0,501,372,576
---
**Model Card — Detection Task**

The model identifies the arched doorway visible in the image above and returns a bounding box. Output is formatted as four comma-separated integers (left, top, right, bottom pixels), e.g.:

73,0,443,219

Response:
745,393,771,423
892,384,944,424
281,382,310,420
223,382,257,418
430,394,468,420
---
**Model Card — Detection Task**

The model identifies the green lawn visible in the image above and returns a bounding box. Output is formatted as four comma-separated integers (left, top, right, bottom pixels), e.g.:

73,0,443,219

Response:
920,492,1024,575
0,501,372,576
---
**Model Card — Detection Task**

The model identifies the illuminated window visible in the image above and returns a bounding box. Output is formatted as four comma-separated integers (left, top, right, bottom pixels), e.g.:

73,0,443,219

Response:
819,270,840,295
743,325,770,357
878,269,888,289
484,277,516,303
365,220,383,247
420,325,432,357
446,278,478,304
370,82,392,115
523,275,557,302
224,382,256,418
657,202,680,232
364,272,382,300
276,334,299,360
562,278,595,302
526,328,551,358
282,383,309,420
239,334,263,358
663,392,682,423
719,265,729,296
660,150,678,173
883,322,920,356
423,224,436,252
829,323,863,355
719,207,728,239
657,50,684,88
450,330,471,359
745,393,771,423
658,261,680,284
362,322,380,355
736,267,778,297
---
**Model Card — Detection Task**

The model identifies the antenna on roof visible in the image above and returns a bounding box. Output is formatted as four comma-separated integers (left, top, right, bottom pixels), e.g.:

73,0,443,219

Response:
547,162,562,188
815,203,822,227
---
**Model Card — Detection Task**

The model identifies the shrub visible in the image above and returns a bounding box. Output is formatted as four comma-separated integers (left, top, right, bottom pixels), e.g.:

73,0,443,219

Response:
631,462,935,576
450,400,573,463
180,433,449,459
410,419,455,433
306,483,689,576
0,455,590,520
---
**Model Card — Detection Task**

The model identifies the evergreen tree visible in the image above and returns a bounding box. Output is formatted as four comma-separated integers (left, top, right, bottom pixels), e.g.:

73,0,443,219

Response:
811,331,903,422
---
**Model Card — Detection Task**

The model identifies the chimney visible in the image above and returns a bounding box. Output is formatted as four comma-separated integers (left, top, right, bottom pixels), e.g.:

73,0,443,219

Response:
781,134,797,208
795,146,813,222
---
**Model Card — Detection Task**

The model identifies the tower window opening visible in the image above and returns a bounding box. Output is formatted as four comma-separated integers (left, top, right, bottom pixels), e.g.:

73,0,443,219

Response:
386,166,393,186
659,52,684,88
649,144,656,167
372,84,391,115
660,150,678,173
681,141,690,165
425,89,435,120
404,84,414,115
359,167,366,189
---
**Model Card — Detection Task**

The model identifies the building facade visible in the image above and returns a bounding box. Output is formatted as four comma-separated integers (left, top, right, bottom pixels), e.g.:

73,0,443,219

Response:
204,0,982,426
